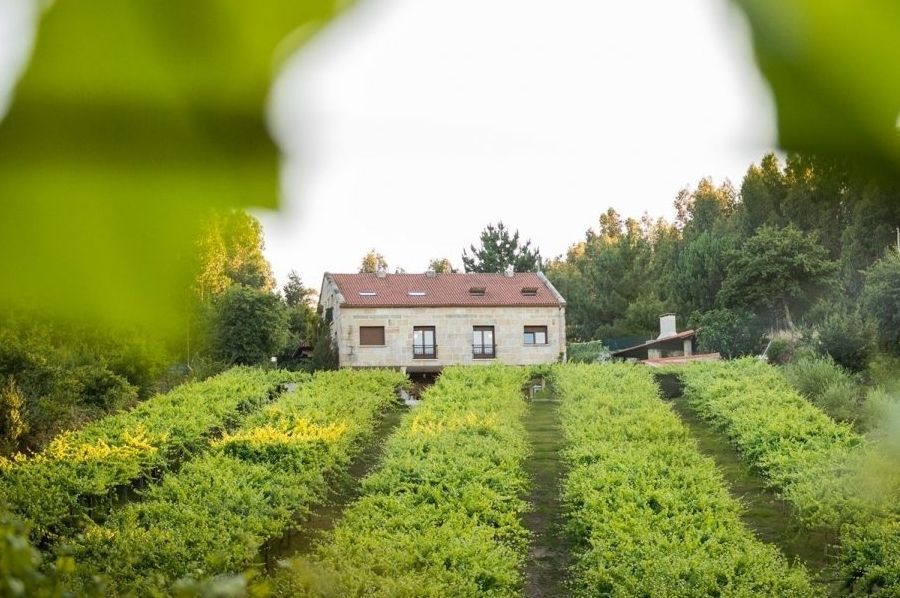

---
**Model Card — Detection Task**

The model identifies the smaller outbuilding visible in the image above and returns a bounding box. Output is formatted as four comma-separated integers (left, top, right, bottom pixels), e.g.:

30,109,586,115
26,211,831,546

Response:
612,314,706,362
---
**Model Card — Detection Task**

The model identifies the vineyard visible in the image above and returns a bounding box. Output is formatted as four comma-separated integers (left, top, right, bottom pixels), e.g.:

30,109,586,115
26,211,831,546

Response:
1,363,897,596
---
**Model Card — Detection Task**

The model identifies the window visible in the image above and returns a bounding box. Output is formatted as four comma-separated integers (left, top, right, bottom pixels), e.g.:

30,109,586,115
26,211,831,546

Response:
413,326,436,358
359,326,385,346
473,326,496,358
521,287,538,297
524,326,547,345
407,291,426,297
468,287,486,297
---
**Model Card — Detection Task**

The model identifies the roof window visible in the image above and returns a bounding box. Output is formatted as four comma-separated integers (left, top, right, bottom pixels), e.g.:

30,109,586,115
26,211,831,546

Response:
407,291,426,297
468,287,486,296
521,287,538,297
358,291,377,297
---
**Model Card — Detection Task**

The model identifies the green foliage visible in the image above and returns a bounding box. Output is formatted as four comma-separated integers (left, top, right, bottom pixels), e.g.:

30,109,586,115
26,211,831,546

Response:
427,257,457,273
279,271,318,367
674,179,737,233
546,210,664,340
680,359,863,526
680,360,900,593
281,270,315,310
783,351,863,424
839,520,900,597
0,512,102,597
195,211,276,301
731,0,900,173
671,231,737,314
814,308,876,372
462,221,542,273
553,364,813,596
718,225,835,328
782,353,854,400
865,354,900,392
692,308,765,358
0,1,349,337
622,292,666,336
862,250,900,353
308,318,339,372
358,250,388,274
765,333,797,365
566,340,609,364
0,318,171,452
0,377,28,454
208,285,289,366
73,369,405,594
274,366,530,597
0,368,299,543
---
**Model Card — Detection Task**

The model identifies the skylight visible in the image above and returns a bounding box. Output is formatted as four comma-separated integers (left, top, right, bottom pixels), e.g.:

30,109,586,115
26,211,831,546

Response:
408,291,426,297
469,287,486,296
521,287,538,296
358,291,377,297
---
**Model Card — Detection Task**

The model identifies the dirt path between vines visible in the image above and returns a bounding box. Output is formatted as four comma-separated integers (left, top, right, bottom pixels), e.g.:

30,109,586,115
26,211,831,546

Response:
522,390,572,598
657,374,837,592
261,405,406,568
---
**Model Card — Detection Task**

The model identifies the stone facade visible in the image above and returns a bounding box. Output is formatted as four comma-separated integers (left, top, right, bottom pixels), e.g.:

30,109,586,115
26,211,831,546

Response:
319,280,566,370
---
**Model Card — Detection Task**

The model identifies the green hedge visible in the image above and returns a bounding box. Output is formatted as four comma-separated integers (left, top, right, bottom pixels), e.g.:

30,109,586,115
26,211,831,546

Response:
679,359,899,595
72,369,405,595
0,367,304,542
554,363,813,596
274,365,531,597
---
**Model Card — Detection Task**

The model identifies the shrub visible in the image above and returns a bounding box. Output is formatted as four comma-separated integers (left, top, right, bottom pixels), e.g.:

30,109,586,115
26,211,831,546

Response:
0,512,101,597
858,387,900,435
692,308,765,358
782,353,854,399
567,340,609,363
862,250,900,353
865,354,900,393
680,359,862,526
554,364,812,595
308,317,339,371
765,332,796,364
208,285,289,365
782,353,864,424
66,365,138,410
0,368,300,543
817,380,862,424
72,369,404,595
816,309,875,372
679,360,899,594
274,366,530,597
0,377,27,454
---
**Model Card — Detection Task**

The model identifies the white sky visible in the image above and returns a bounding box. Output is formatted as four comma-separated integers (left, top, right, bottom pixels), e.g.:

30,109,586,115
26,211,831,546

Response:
260,0,776,290
0,0,777,292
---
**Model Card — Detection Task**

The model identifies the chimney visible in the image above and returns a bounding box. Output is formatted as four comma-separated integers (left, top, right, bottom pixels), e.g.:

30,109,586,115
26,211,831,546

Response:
425,269,437,278
658,313,677,339
375,268,387,279
504,265,515,277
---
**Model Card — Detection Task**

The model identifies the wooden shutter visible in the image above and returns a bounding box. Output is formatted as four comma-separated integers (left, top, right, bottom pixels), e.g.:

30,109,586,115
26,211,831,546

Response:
359,326,385,345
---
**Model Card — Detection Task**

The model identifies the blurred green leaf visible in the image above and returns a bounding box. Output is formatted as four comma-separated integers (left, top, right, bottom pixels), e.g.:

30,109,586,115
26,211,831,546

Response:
733,0,900,174
0,1,347,336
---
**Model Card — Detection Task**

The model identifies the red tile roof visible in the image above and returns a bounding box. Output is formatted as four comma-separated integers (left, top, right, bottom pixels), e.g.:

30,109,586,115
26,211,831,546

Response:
326,272,566,308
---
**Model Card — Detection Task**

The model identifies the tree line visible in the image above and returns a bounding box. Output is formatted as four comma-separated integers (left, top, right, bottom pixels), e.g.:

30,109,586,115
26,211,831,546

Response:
546,153,900,365
375,153,899,366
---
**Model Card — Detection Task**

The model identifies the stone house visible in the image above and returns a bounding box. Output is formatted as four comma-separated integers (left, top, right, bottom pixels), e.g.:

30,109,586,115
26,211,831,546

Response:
318,271,567,372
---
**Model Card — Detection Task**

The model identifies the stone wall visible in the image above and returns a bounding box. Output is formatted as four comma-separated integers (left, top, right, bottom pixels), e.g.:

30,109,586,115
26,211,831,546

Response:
328,303,565,369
